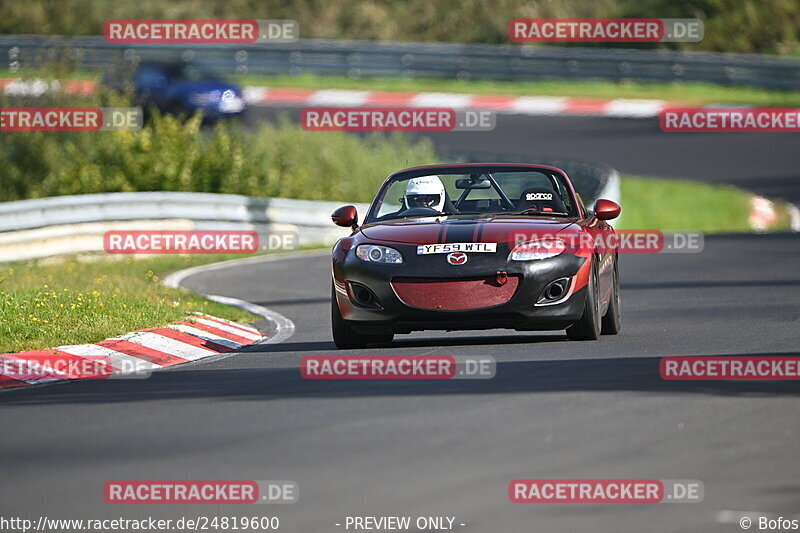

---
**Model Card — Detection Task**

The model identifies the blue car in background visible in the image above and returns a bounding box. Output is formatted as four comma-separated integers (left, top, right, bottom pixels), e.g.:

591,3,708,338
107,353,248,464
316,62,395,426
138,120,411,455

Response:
104,61,246,121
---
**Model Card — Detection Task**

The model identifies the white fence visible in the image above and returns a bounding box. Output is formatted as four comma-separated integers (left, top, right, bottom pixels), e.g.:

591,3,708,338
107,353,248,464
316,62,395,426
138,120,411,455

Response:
0,192,369,262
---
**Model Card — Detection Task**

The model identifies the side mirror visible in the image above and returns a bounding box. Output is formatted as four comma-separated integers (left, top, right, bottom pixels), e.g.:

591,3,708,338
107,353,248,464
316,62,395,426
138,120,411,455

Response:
332,205,359,229
594,199,621,221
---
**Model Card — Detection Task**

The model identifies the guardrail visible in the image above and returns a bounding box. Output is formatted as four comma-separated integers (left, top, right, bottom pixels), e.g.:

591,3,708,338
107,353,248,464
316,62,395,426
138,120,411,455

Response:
0,161,619,263
0,192,370,262
2,35,799,89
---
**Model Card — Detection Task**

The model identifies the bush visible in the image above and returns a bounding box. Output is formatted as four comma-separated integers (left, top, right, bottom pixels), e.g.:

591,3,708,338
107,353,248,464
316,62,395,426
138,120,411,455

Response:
0,92,439,203
1,0,798,54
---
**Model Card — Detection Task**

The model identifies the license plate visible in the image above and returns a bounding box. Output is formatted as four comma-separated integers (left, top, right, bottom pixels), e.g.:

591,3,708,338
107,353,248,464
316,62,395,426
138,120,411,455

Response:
416,243,497,255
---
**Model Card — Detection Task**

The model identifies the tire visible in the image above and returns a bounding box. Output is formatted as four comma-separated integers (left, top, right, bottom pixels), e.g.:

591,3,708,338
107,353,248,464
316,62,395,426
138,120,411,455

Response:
566,258,602,341
331,285,393,349
601,258,621,335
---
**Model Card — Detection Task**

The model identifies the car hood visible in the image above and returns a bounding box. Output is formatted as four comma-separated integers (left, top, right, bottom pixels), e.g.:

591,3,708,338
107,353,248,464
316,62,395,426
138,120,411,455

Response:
359,215,581,245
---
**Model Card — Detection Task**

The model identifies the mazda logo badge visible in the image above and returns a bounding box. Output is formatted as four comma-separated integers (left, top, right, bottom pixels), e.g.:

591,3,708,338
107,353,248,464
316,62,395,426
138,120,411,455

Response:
447,252,468,265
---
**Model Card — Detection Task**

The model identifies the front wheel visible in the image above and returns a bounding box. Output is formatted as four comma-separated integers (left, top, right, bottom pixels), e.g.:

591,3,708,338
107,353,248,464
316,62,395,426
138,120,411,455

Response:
566,259,602,341
331,285,393,349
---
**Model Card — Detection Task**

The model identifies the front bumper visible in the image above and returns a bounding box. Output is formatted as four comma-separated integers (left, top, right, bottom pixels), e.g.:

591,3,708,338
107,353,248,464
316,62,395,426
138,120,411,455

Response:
332,242,589,334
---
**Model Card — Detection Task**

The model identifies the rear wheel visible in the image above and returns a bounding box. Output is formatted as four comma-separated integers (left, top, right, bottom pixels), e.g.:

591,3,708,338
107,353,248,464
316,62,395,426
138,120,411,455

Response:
331,285,393,349
566,259,602,341
601,258,621,335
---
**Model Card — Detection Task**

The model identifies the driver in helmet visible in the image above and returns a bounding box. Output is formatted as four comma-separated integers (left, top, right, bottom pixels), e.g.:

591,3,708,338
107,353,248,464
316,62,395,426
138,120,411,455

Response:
404,175,446,212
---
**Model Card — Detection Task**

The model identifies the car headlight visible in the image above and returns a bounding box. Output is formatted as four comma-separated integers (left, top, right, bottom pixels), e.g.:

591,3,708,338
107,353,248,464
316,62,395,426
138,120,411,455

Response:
509,239,566,261
356,245,403,264
221,89,240,102
217,90,245,112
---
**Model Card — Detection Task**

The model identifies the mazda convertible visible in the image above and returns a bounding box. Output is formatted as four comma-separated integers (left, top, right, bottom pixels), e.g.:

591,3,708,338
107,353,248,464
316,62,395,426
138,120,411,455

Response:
330,163,621,348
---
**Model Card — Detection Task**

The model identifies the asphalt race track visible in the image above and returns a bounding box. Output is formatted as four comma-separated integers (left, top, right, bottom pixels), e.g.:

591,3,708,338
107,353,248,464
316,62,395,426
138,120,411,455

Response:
2,112,799,533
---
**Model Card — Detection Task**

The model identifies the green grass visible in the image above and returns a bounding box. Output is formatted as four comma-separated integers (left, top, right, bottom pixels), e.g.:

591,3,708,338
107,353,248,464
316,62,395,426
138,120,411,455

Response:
0,67,97,81
617,175,758,233
4,67,800,107
0,253,267,354
232,73,800,107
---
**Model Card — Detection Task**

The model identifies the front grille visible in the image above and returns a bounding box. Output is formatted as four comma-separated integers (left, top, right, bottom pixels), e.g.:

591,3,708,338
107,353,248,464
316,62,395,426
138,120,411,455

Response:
391,276,519,311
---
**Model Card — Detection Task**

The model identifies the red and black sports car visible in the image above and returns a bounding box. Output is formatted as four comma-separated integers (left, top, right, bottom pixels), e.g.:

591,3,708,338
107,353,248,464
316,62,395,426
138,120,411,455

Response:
330,163,621,348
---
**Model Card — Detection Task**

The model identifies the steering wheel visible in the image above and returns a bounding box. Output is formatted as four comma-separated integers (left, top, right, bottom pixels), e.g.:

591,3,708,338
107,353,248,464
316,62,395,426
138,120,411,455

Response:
403,206,440,217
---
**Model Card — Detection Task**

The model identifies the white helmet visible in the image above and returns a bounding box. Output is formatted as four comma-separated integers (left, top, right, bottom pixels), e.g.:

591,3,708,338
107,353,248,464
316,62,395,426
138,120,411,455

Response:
405,175,445,211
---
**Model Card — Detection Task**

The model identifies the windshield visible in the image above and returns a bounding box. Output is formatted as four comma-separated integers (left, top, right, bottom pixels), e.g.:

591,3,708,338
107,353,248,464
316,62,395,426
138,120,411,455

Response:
131,63,221,84
163,63,221,81
367,167,578,223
